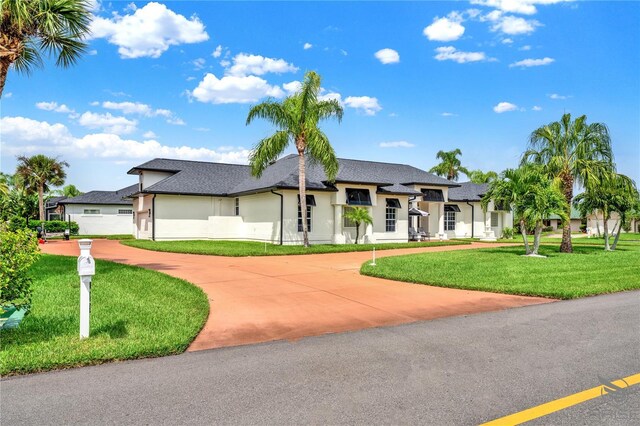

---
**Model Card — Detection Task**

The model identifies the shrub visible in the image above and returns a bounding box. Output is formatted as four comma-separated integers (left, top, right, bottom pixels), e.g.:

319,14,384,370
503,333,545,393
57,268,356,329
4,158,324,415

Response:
501,227,514,239
7,216,27,232
580,224,587,232
27,220,79,235
542,226,554,232
0,225,40,312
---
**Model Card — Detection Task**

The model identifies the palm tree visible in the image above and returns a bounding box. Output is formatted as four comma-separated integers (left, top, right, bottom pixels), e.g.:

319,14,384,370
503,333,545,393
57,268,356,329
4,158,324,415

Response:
429,149,470,181
246,71,343,247
522,113,614,253
609,175,638,250
468,169,498,184
15,155,68,222
343,207,373,244
0,0,92,97
521,177,567,256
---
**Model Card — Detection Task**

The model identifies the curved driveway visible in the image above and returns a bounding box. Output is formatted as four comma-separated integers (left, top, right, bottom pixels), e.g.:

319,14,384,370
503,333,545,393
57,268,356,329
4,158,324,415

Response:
42,240,552,351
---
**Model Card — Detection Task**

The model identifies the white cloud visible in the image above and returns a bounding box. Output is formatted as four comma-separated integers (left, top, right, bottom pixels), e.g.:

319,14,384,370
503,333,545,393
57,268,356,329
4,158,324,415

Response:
344,96,382,115
303,42,313,50
4,92,12,98
225,53,298,76
532,106,542,111
374,48,400,64
493,101,518,113
470,0,572,15
89,2,209,59
487,13,541,35
212,45,223,58
1,116,250,164
441,112,457,117
548,93,570,99
102,101,164,117
379,141,415,148
78,111,138,134
423,15,465,41
283,81,302,95
519,45,532,50
35,101,74,113
192,58,206,70
143,131,157,138
190,73,285,104
434,46,488,63
319,91,342,103
510,57,554,67
88,49,98,55
340,49,348,56
502,38,514,44
167,117,186,126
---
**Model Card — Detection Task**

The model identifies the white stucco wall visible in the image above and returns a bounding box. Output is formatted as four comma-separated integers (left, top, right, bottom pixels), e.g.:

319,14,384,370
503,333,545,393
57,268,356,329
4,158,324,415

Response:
65,204,134,235
140,171,174,190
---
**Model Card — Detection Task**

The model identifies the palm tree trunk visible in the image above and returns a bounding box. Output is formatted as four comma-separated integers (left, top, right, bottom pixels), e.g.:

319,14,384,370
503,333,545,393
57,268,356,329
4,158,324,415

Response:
520,218,531,255
0,59,9,98
595,211,601,237
603,210,610,251
297,149,309,248
560,176,573,253
38,184,45,222
355,222,360,244
611,218,623,251
531,224,543,255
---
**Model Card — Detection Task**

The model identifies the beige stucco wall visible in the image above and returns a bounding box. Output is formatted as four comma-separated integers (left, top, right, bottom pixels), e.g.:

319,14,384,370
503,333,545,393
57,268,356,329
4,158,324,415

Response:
140,171,173,190
65,204,135,235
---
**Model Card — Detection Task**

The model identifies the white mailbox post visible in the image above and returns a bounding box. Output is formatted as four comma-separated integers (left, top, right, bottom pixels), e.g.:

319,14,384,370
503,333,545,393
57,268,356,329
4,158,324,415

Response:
77,239,95,339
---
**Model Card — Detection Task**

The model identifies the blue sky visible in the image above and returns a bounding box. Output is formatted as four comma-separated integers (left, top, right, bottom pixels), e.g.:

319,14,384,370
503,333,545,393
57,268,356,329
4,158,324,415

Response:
1,0,639,191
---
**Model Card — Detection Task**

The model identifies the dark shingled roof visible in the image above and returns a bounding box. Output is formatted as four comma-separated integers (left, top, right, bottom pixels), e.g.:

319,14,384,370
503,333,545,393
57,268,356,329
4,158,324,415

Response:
61,184,138,205
447,182,489,202
127,155,457,197
46,196,67,209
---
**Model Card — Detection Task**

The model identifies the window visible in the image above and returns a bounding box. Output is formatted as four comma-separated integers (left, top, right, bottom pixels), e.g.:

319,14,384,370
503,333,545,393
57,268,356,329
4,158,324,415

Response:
343,207,356,228
118,209,133,215
385,207,397,232
48,213,61,221
421,189,444,202
444,211,456,231
234,198,240,216
83,209,100,215
386,198,401,209
491,212,499,227
444,204,461,212
345,188,372,206
298,205,312,232
297,194,317,206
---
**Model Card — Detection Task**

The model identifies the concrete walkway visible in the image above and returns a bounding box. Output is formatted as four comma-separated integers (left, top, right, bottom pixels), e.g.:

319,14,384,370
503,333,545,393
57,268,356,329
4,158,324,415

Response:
42,240,552,351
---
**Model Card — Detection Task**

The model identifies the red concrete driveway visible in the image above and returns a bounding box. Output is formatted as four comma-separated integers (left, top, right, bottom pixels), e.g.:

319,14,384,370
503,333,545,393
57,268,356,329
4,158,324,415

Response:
42,240,552,351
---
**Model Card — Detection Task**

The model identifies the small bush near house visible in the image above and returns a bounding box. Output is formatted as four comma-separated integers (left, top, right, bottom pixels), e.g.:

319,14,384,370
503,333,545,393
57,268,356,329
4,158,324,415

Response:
501,227,514,239
542,226,554,232
0,226,40,312
28,220,79,235
580,223,587,232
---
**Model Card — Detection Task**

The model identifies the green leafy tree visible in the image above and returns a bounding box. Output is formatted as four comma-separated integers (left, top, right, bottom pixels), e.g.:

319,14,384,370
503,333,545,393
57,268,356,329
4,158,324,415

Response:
246,71,343,247
521,178,567,256
609,176,639,250
0,0,92,97
62,184,82,197
343,207,373,244
522,113,614,253
0,225,40,312
15,155,68,222
429,149,470,181
467,169,498,184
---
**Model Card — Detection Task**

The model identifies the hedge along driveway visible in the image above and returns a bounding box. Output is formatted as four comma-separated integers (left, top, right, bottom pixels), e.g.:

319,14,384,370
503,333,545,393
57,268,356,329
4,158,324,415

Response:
0,255,209,376
41,240,550,352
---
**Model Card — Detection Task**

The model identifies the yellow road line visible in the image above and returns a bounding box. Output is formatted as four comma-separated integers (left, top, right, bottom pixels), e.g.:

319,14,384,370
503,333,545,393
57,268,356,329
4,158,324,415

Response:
480,372,640,426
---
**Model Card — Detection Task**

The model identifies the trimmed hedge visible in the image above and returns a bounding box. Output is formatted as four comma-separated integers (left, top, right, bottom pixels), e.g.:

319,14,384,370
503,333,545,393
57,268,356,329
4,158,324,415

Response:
7,217,79,235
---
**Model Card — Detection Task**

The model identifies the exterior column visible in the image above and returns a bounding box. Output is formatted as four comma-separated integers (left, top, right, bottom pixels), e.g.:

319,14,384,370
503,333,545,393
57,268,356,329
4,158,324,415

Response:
365,207,374,243
438,202,446,239
333,204,343,244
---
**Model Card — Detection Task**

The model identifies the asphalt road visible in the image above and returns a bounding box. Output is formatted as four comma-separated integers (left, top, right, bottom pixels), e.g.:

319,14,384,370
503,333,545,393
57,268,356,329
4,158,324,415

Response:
2,291,639,425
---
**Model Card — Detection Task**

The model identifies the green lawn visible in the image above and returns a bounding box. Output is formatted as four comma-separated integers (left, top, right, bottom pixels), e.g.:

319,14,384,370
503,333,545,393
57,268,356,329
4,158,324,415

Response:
494,233,640,245
122,239,470,257
361,243,640,299
47,234,134,240
0,255,209,376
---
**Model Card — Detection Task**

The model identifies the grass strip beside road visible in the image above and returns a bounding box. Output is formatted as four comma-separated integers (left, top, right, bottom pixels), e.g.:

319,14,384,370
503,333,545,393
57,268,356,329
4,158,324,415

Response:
0,255,209,376
361,244,640,299
122,239,471,257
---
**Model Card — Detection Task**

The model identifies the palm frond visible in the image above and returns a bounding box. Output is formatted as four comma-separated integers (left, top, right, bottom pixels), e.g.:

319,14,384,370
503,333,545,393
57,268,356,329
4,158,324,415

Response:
306,128,339,182
248,131,290,178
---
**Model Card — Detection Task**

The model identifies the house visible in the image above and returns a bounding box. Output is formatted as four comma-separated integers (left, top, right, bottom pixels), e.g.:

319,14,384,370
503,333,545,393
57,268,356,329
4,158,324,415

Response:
59,184,138,235
543,206,583,232
128,155,467,244
447,182,513,239
45,196,67,220
586,211,639,234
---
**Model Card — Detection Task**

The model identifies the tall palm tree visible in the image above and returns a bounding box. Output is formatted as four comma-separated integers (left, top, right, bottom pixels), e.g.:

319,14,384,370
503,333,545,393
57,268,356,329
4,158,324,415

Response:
522,113,614,253
521,177,567,256
246,71,343,247
468,169,498,184
0,0,92,97
343,207,373,244
429,149,470,181
15,155,68,222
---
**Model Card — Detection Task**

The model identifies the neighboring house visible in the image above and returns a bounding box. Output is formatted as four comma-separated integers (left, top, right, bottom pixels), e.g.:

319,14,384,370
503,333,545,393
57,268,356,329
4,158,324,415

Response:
60,184,138,235
586,211,639,234
447,182,513,239
127,155,464,244
45,196,67,220
544,206,583,232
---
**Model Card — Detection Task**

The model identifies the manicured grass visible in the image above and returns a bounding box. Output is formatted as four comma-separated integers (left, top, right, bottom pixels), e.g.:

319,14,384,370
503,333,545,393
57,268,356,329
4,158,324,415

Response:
121,239,471,257
361,244,640,299
0,255,209,376
494,234,640,245
48,234,134,240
